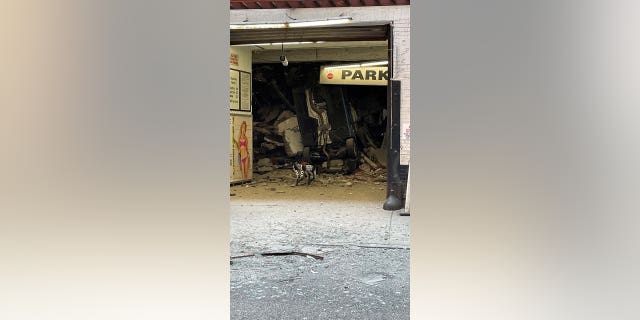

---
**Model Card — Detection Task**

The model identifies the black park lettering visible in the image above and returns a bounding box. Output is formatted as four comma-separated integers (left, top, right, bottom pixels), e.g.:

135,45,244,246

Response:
341,69,389,81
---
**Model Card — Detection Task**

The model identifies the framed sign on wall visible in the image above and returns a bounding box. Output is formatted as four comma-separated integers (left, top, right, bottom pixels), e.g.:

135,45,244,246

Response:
239,70,251,112
230,68,251,112
229,69,240,111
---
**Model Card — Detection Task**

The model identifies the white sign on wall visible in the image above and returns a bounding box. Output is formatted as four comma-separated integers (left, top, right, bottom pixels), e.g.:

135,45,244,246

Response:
230,69,240,110
320,66,389,86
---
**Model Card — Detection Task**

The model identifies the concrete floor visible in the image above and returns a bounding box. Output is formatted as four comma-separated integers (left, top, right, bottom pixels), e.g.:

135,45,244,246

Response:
231,199,410,320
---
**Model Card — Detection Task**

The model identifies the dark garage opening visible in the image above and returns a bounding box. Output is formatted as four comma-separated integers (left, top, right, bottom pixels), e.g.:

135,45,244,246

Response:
251,62,389,176
230,22,406,206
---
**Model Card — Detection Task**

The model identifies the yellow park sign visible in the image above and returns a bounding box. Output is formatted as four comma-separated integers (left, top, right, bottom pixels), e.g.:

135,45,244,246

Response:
319,65,389,86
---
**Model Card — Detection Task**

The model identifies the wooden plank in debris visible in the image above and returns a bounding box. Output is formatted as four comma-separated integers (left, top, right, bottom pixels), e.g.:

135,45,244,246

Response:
361,153,379,169
261,251,324,260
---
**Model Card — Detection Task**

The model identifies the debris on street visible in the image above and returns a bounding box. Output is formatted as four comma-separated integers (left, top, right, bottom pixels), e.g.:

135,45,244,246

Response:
261,251,324,260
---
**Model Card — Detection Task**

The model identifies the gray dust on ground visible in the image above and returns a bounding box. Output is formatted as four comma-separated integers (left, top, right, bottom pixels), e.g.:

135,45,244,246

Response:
231,200,410,320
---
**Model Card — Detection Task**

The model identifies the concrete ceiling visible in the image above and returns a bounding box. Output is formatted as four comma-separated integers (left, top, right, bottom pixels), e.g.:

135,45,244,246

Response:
249,42,388,63
234,40,387,51
230,22,390,63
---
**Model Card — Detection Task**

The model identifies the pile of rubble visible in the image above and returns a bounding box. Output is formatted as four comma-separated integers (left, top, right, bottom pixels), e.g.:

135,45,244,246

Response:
250,63,389,175
252,108,300,173
252,105,388,175
249,166,388,187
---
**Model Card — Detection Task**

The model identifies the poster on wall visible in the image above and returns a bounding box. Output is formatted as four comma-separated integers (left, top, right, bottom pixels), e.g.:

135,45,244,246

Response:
229,116,234,179
230,69,240,110
239,71,251,112
230,113,252,183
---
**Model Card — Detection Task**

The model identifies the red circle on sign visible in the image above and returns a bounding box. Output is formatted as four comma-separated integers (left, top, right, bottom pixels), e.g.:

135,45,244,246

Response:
327,72,333,79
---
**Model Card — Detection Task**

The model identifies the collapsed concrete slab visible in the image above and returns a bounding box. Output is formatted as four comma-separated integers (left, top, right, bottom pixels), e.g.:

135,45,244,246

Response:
276,116,299,136
283,128,303,157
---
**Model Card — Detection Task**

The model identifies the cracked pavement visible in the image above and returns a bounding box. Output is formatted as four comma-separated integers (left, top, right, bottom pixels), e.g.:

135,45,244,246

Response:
231,200,410,320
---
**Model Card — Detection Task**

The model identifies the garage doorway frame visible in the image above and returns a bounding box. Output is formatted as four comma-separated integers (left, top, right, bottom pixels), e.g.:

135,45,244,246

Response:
230,21,404,209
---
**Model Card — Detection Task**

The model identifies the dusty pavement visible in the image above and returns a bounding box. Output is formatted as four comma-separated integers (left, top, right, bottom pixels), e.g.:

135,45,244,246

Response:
230,166,389,202
230,169,410,320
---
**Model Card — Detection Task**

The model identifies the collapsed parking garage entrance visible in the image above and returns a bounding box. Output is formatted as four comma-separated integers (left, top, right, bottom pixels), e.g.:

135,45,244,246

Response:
230,19,408,209
251,61,388,174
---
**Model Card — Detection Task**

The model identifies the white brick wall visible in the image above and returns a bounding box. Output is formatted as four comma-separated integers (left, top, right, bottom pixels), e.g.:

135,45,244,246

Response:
390,12,410,165
231,6,410,164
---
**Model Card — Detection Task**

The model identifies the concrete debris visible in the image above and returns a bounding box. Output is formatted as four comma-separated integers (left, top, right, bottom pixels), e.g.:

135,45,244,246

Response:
260,142,277,151
359,162,372,172
276,115,298,134
263,137,284,147
275,110,295,124
255,158,274,174
352,175,370,182
249,64,389,181
257,158,273,167
364,147,387,168
283,128,303,157
253,125,272,136
358,274,388,285
361,153,379,170
256,166,274,173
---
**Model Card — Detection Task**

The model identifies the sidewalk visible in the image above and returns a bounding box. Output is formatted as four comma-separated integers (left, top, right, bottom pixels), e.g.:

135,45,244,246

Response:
231,200,410,320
